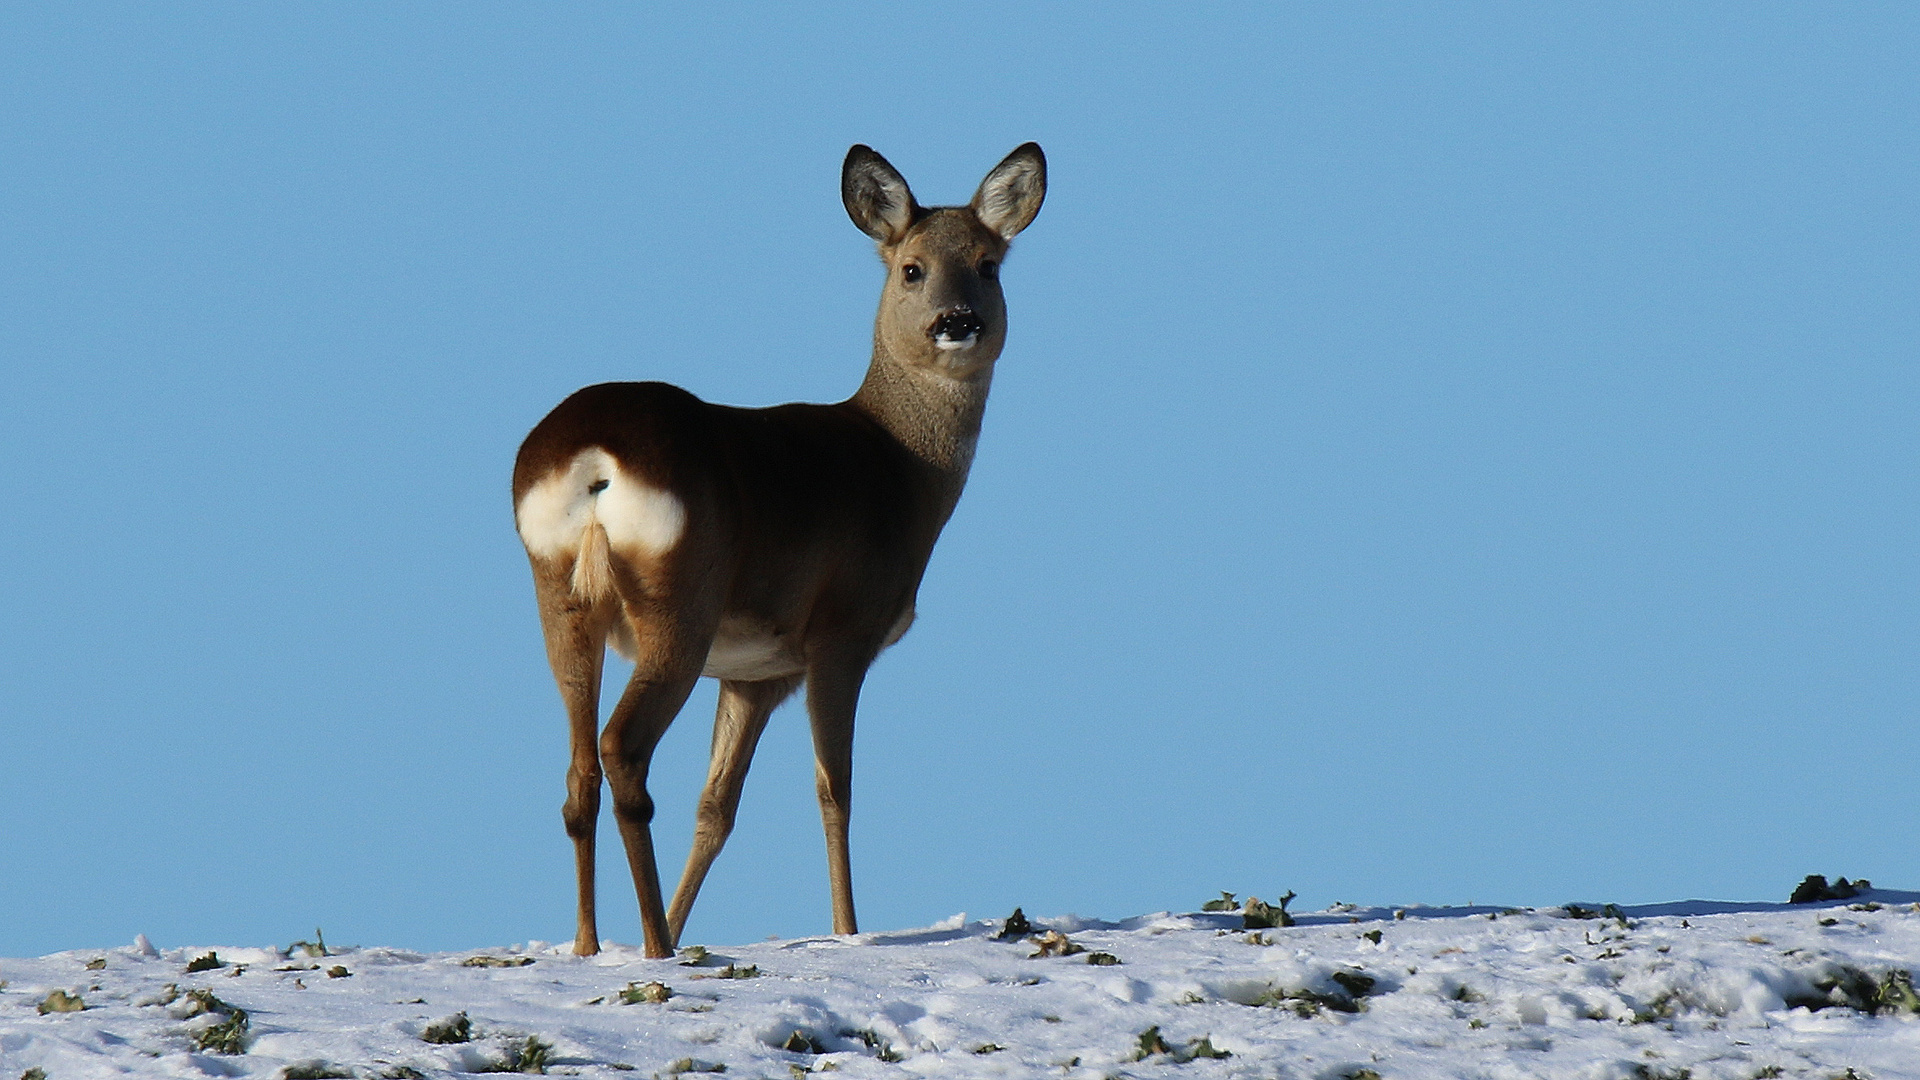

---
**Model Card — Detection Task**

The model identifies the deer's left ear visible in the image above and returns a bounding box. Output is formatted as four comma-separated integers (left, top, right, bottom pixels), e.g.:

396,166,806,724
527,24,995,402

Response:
971,143,1046,240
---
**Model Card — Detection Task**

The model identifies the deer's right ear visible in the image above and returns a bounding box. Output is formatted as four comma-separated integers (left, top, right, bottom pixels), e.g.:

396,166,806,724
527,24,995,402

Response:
842,145,918,244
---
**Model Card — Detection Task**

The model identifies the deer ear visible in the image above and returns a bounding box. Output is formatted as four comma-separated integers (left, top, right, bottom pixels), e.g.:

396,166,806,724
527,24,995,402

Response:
971,143,1046,240
843,145,918,244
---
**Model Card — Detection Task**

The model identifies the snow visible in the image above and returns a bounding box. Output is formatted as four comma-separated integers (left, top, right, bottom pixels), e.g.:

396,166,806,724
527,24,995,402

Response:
5,893,1919,1079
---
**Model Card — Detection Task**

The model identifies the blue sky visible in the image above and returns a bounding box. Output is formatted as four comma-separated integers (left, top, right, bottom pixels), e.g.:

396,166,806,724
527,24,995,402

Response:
3,3,1915,956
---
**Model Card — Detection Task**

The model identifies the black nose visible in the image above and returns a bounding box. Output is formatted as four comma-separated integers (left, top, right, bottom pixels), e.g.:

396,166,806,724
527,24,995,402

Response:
931,308,982,342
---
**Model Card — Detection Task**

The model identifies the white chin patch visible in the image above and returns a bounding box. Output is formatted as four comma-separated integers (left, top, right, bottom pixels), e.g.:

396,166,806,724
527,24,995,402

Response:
934,335,977,351
516,448,685,560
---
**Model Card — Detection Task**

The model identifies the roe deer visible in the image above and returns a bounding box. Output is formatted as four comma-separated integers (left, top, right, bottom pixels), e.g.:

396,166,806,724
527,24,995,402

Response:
512,143,1045,957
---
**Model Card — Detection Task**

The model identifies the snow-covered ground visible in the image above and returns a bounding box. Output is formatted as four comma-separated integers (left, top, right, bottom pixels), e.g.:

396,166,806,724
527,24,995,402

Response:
6,891,1919,1080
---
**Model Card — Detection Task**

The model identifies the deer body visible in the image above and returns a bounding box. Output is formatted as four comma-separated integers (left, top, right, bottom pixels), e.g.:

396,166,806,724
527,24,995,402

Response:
512,144,1044,957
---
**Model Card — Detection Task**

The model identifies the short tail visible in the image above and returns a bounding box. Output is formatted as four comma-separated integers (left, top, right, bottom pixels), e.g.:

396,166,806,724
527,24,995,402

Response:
571,520,615,603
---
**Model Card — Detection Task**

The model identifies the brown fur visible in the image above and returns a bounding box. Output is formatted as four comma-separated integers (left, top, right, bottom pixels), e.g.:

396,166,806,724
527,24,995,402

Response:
513,144,1045,958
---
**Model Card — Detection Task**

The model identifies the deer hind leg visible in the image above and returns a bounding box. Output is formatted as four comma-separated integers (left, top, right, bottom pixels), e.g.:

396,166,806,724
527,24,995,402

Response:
666,674,802,945
804,651,875,936
529,556,617,957
599,575,720,959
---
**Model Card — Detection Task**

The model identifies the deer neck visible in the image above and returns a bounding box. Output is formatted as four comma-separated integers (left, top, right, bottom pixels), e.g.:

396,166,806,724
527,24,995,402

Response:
848,340,993,502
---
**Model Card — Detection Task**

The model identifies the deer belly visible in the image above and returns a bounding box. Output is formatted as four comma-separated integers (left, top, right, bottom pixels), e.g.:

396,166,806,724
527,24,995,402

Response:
703,626,804,681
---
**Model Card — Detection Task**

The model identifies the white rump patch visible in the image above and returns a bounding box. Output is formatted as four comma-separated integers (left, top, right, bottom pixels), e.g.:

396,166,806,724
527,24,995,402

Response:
516,448,686,561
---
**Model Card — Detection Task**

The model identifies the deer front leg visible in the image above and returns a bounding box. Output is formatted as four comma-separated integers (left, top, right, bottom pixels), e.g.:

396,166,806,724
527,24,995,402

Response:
805,655,872,936
666,675,802,945
600,652,705,959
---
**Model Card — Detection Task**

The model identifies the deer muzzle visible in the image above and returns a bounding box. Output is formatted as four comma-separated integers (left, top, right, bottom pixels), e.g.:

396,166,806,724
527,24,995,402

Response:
930,307,983,350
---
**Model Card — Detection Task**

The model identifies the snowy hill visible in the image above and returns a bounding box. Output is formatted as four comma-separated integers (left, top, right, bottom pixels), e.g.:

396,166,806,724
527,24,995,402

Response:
5,891,1919,1079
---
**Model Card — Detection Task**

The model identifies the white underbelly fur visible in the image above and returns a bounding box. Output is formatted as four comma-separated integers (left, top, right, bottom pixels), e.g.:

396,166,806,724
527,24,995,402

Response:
698,607,912,682
702,628,805,681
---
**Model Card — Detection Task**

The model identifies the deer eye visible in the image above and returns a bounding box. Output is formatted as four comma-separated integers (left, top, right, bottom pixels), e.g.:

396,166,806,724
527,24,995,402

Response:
901,263,924,284
978,259,999,280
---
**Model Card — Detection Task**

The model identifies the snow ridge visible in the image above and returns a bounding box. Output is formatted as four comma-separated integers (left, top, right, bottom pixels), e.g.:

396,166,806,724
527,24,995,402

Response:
5,893,1919,1079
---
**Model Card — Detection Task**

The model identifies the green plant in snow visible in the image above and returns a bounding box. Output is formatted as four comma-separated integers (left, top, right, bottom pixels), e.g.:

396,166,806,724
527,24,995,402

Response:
996,908,1034,939
618,981,672,1004
287,928,329,957
1185,1035,1230,1060
194,1010,250,1055
1562,904,1631,928
180,988,235,1017
782,1030,826,1054
513,1035,554,1073
1129,1026,1230,1062
841,1028,904,1062
1877,969,1920,1015
1250,970,1378,1016
1243,891,1296,929
1789,875,1869,904
1788,965,1920,1015
478,1035,553,1074
1027,930,1083,958
1630,987,1714,1024
1331,971,1376,997
185,952,225,973
37,989,85,1014
1252,987,1331,1017
462,955,534,968
1131,1026,1174,1060
182,989,250,1054
691,964,758,980
421,1011,472,1044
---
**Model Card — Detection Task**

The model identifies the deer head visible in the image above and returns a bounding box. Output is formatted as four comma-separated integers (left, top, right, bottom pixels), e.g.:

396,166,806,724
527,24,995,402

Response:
843,143,1046,379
